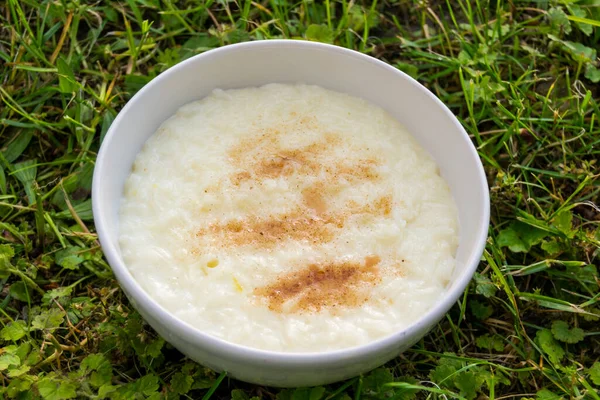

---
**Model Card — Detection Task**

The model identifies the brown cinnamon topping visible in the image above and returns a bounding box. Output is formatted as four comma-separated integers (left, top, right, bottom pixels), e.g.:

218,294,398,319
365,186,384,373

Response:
194,115,399,312
196,196,393,249
255,256,382,313
374,195,393,216
230,171,251,186
227,124,379,189
198,209,334,247
301,183,328,215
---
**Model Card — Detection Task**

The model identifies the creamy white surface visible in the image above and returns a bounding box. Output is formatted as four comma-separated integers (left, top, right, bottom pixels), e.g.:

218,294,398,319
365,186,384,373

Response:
119,84,459,352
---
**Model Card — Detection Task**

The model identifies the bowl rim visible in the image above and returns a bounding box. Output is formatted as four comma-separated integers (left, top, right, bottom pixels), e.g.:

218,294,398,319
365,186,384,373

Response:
92,39,490,363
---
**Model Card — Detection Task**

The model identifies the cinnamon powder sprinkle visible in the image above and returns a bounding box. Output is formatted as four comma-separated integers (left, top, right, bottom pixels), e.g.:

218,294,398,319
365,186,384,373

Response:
301,183,328,215
194,115,397,313
198,208,335,248
254,256,382,313
196,196,392,249
195,118,393,249
227,127,380,188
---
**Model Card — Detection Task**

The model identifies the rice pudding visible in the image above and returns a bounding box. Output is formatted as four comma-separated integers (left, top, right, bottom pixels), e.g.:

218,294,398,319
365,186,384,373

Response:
119,84,459,352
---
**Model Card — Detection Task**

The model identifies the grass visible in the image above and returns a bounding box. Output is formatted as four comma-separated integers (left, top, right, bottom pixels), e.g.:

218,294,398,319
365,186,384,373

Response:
1,0,599,399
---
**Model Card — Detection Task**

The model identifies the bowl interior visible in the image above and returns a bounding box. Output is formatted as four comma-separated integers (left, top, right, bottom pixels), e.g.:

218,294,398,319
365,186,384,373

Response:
94,40,488,330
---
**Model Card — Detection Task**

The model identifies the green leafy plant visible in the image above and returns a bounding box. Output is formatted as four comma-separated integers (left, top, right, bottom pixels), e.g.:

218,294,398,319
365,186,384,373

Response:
0,0,599,399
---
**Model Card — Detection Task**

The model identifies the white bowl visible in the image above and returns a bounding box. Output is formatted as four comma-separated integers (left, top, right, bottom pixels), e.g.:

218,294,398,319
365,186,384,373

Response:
92,40,489,387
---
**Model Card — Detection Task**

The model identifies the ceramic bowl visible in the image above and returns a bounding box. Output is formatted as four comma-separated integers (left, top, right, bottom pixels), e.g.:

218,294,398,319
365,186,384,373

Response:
92,40,490,387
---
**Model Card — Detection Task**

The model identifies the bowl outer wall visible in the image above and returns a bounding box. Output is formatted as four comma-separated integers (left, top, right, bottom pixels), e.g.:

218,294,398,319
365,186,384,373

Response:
92,40,490,387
